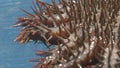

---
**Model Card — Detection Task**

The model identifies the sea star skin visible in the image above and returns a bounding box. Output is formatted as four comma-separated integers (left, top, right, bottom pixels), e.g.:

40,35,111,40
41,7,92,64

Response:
15,0,120,68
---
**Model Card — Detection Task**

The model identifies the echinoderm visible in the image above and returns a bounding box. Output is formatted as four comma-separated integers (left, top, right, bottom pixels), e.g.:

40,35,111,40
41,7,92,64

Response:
14,0,120,68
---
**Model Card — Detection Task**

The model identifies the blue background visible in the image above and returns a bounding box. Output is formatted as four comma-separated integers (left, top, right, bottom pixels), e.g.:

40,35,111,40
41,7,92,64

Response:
0,0,53,68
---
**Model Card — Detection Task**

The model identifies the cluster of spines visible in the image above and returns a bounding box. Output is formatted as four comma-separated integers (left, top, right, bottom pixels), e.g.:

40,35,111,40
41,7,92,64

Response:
15,0,120,68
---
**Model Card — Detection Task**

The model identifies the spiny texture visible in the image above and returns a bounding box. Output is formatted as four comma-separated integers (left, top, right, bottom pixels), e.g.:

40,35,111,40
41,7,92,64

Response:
14,0,120,68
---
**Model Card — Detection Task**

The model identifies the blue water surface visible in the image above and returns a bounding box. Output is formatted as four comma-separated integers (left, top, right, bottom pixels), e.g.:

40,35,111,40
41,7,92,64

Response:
0,0,53,68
